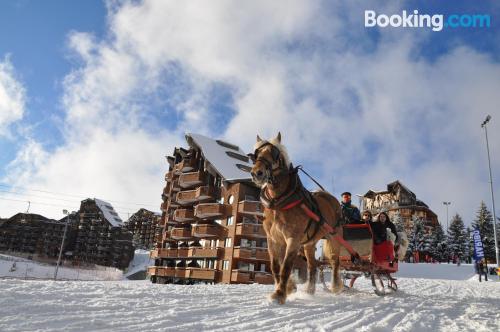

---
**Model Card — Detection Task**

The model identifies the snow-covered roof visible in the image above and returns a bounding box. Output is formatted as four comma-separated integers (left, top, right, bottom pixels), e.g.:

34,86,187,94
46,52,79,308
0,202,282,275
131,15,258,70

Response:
185,133,253,182
94,198,123,227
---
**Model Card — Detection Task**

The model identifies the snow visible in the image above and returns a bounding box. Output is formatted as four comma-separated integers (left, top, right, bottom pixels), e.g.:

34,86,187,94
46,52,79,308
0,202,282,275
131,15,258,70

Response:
0,263,499,331
123,249,152,279
187,133,253,182
94,198,123,227
0,254,123,281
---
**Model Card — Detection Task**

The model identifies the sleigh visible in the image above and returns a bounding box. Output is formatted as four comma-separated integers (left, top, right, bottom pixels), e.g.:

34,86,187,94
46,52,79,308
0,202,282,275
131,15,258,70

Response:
319,223,399,296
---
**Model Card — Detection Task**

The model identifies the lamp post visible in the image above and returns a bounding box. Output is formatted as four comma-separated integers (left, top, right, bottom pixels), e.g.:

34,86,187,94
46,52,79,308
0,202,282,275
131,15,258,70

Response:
443,202,451,230
54,209,72,280
481,115,499,270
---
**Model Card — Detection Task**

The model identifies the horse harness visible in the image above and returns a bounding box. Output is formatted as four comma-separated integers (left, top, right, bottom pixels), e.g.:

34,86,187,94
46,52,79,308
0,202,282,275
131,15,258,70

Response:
260,167,335,244
252,141,360,258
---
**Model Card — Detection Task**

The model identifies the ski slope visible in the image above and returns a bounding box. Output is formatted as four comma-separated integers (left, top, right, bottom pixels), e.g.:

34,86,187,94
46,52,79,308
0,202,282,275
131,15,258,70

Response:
0,264,499,332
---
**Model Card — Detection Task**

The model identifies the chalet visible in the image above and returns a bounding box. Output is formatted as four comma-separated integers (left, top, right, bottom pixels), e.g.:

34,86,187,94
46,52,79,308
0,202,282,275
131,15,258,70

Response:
149,133,307,285
362,180,439,232
125,209,161,249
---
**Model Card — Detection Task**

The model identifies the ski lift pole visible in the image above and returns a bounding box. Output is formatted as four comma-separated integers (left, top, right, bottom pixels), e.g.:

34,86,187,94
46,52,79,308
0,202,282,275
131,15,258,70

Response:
54,210,71,280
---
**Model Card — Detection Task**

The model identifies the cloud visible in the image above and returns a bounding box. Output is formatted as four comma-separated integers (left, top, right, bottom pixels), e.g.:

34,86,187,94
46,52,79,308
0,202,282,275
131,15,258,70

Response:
2,0,500,225
0,56,26,137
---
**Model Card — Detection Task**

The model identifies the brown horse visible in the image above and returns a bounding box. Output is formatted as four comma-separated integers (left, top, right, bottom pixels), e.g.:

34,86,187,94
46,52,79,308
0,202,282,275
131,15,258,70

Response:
249,132,344,304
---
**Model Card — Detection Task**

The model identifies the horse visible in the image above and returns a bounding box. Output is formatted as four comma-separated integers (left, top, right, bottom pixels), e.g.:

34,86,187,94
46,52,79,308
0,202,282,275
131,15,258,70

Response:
249,132,345,304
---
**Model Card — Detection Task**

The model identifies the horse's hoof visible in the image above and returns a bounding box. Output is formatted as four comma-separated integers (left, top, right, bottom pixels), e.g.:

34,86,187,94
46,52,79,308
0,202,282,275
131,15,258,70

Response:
332,286,344,294
270,291,286,304
306,288,315,295
286,283,297,295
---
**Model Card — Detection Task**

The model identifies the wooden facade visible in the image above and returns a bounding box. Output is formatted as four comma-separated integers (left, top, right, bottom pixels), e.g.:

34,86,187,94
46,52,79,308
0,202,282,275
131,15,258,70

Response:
362,180,439,233
0,199,134,270
149,133,307,285
124,209,161,249
73,199,134,270
0,213,71,260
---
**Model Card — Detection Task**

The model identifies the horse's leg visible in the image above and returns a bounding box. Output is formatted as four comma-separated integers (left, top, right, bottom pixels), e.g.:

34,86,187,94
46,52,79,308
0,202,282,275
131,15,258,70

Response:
303,243,317,295
267,238,284,292
271,239,300,304
329,237,343,294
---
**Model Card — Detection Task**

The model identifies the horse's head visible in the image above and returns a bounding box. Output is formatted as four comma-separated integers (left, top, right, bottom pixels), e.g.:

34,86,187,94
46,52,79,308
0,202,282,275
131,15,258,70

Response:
248,132,291,186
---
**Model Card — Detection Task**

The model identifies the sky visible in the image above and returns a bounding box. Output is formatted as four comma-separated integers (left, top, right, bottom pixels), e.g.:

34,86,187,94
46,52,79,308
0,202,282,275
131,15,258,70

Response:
0,0,499,226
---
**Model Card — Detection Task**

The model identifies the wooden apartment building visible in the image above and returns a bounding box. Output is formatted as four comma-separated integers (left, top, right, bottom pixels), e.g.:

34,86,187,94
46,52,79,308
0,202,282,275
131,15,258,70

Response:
73,198,134,270
362,180,439,233
0,213,70,260
149,133,306,285
0,198,134,270
124,208,161,249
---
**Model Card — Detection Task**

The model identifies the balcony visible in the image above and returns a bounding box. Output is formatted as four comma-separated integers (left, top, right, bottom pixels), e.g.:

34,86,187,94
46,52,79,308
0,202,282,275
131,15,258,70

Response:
188,247,219,258
174,209,195,222
235,223,267,238
174,158,197,174
194,203,231,219
238,200,264,217
254,272,273,284
179,171,205,189
176,186,214,206
153,248,178,258
147,266,176,277
233,247,269,260
171,179,181,193
192,224,227,239
175,268,189,278
165,171,174,182
170,227,193,240
186,268,216,280
177,248,189,258
230,270,273,284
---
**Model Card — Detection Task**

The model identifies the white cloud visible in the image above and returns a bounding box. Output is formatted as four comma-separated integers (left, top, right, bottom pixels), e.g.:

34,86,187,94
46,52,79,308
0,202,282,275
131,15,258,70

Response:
0,57,26,137
3,0,500,225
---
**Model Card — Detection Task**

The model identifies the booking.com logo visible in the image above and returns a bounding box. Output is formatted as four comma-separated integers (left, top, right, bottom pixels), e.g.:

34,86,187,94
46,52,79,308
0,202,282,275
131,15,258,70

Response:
365,10,491,32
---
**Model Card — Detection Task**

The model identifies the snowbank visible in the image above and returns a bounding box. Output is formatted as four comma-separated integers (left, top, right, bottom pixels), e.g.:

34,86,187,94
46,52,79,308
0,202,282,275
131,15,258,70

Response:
0,254,122,281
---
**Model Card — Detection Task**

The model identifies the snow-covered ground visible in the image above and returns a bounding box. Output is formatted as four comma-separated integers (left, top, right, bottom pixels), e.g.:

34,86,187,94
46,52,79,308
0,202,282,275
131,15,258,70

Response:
0,254,123,281
0,263,499,332
123,249,152,279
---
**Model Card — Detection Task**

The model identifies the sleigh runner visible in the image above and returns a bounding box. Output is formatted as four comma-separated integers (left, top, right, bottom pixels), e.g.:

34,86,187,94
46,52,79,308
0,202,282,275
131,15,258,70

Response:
319,222,399,296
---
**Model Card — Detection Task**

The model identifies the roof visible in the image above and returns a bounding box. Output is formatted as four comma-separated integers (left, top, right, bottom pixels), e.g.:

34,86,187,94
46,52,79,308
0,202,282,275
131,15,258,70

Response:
185,133,253,182
94,198,123,227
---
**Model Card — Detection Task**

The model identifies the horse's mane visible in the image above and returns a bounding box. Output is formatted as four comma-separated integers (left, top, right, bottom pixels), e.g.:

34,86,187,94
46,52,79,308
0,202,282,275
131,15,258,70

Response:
253,137,292,169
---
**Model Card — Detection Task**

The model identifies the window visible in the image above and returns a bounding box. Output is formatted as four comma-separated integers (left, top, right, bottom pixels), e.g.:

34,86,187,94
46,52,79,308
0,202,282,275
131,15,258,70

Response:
260,264,266,272
225,151,249,162
215,219,222,225
224,238,232,247
228,195,234,204
227,216,234,226
222,260,230,270
216,140,239,151
236,164,252,172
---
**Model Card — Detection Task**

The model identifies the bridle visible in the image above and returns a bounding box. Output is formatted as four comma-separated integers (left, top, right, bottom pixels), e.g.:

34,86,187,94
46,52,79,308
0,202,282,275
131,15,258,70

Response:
248,142,288,185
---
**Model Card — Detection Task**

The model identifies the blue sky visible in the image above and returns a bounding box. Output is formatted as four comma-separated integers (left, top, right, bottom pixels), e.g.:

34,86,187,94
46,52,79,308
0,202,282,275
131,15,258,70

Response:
0,0,499,225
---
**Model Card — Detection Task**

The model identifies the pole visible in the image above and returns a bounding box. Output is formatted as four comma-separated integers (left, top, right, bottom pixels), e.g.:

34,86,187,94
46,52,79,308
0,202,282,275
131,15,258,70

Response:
54,212,70,280
443,202,451,231
482,118,499,270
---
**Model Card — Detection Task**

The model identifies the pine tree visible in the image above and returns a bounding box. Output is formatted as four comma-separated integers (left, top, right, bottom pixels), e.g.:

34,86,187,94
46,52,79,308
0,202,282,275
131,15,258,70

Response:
472,202,496,261
392,211,405,233
447,214,466,263
430,223,447,262
407,215,425,261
